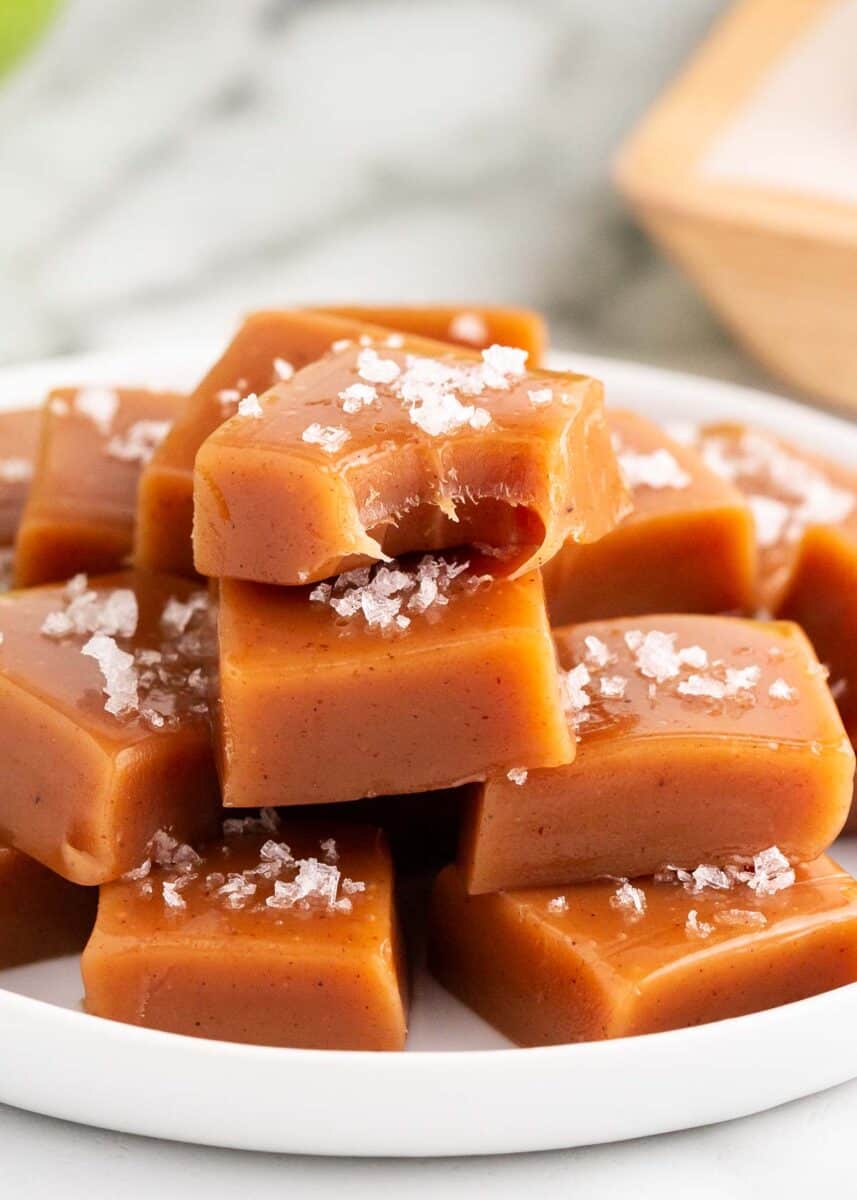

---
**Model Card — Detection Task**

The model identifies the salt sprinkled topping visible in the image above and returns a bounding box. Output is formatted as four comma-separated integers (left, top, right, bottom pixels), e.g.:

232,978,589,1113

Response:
266,858,345,911
583,635,612,668
217,388,241,410
507,767,528,786
237,393,263,418
448,311,489,345
339,382,378,413
658,846,794,899
715,908,768,930
342,877,366,895
385,333,405,349
320,837,339,864
746,846,795,896
481,344,528,383
160,591,208,637
74,387,119,435
600,675,627,698
547,896,568,913
41,575,139,640
81,634,139,716
273,357,294,382
609,879,647,920
223,808,281,837
105,420,172,465
310,555,472,634
0,458,32,483
528,388,553,407
625,630,707,684
559,663,591,720
768,677,797,702
302,423,350,453
357,347,401,385
685,909,713,939
162,880,186,910
618,447,691,491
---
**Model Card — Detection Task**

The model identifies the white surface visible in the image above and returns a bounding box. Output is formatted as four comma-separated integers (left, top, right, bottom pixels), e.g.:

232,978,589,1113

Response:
1,346,856,1166
701,0,857,203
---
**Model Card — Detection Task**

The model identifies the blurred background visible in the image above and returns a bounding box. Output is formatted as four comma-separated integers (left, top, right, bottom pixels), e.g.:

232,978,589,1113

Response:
0,0,762,382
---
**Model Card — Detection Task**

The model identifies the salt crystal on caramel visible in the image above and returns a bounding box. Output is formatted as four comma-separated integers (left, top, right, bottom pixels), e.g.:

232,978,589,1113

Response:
0,570,219,884
461,614,853,893
194,339,625,585
15,386,183,588
0,844,96,969
215,560,572,807
542,411,755,625
82,823,407,1050
430,855,857,1045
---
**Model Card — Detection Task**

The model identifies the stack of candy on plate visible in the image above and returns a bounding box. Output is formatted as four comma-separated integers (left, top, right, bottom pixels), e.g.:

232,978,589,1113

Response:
2,304,857,1050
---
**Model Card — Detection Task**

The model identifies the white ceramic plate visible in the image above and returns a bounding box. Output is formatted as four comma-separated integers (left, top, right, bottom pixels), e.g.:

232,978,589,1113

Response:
0,344,856,1158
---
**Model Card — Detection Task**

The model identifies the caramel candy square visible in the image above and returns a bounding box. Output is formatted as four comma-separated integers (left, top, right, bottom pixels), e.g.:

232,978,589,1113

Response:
15,386,184,588
461,615,853,893
542,411,755,625
82,823,407,1050
136,310,472,577
315,305,547,363
194,340,625,585
692,423,857,610
430,856,857,1045
216,561,572,807
0,844,96,969
0,570,219,884
0,408,40,545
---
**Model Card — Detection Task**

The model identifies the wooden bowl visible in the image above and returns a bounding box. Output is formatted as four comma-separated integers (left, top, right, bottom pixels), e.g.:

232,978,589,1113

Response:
615,0,857,412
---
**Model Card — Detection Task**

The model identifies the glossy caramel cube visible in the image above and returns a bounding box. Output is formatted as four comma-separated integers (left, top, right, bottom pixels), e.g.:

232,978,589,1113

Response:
0,408,40,545
692,423,857,611
430,856,857,1045
542,411,755,625
779,518,857,763
315,305,547,363
216,562,572,807
15,386,184,588
136,310,475,577
0,845,96,969
461,615,853,893
0,570,219,884
194,341,625,585
82,824,407,1050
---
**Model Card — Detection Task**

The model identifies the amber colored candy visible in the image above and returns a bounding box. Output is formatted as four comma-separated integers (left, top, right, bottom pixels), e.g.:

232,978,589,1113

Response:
542,410,755,625
0,844,97,969
82,824,407,1050
194,341,625,586
135,310,485,577
460,614,853,893
14,386,184,588
314,305,547,363
430,856,857,1046
0,408,40,545
215,562,573,808
0,570,219,884
692,423,857,610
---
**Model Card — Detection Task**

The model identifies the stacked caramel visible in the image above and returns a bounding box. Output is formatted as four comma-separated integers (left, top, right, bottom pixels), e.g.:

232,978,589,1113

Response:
1,305,857,1051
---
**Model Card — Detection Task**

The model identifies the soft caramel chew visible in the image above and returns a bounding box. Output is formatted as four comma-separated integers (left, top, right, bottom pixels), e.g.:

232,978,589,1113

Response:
82,823,407,1050
215,562,573,807
0,844,97,969
430,857,857,1046
15,386,184,587
314,305,547,363
0,408,40,545
542,411,755,625
461,615,853,893
0,570,219,884
692,423,857,610
194,341,625,585
136,310,485,576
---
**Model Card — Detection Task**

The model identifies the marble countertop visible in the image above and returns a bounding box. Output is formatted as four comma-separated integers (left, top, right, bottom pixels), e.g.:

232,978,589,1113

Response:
0,0,768,391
